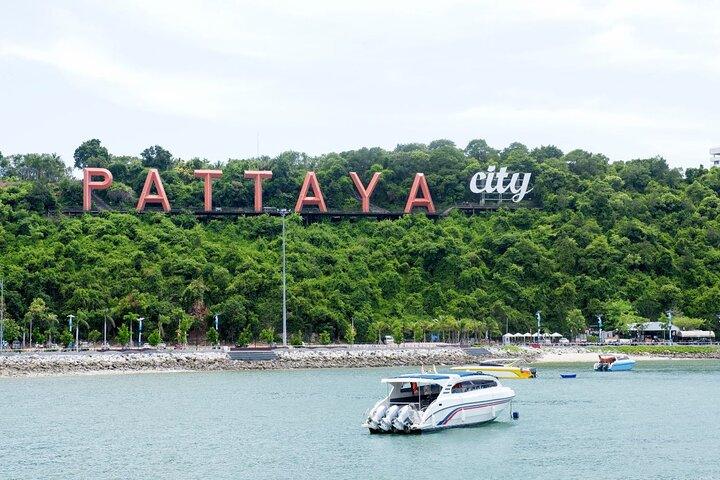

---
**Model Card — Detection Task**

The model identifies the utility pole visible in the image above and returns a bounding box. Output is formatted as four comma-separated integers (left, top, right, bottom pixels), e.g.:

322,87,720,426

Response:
0,278,4,352
280,209,289,346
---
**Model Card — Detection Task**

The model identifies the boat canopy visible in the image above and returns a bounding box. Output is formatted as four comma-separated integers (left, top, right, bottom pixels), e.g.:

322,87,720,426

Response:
381,372,495,385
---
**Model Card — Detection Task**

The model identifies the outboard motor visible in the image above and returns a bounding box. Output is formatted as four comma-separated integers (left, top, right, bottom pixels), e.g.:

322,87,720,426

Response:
379,405,400,431
392,405,420,432
367,404,388,429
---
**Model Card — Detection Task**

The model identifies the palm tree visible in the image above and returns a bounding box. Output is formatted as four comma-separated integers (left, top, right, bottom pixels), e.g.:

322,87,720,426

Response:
157,314,170,341
102,309,115,347
45,313,59,345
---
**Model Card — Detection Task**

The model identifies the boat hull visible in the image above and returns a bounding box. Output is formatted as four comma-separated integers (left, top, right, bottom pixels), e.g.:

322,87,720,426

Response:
452,366,535,379
594,359,636,371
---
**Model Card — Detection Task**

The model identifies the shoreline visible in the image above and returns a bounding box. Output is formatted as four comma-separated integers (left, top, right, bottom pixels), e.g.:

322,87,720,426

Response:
0,346,717,378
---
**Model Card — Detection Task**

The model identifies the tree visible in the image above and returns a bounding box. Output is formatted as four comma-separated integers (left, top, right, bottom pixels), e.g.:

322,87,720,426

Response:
73,139,109,169
141,145,174,170
23,298,50,347
565,309,587,340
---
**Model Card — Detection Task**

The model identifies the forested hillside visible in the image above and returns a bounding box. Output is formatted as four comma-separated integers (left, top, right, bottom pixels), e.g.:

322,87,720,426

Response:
1,139,719,345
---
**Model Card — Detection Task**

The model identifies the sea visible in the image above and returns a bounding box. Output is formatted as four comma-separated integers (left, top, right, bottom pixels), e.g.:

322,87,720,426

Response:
1,361,719,480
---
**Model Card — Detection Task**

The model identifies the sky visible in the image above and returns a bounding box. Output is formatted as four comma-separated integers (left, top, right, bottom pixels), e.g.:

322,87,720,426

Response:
1,0,719,170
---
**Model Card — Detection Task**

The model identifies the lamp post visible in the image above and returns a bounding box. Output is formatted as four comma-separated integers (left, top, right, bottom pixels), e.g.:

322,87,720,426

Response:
137,317,145,347
279,208,289,346
667,310,673,345
67,314,75,350
214,314,220,347
596,314,603,345
0,278,4,352
535,311,541,344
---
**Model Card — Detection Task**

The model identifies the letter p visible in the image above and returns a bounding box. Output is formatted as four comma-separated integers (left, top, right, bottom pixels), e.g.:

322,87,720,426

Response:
83,168,113,211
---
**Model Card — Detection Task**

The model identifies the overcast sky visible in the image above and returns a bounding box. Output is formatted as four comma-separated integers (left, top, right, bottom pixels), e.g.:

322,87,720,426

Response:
1,0,718,169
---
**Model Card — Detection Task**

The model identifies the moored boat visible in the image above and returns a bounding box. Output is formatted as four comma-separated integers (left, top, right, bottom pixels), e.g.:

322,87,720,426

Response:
593,354,636,371
451,359,536,379
363,372,515,433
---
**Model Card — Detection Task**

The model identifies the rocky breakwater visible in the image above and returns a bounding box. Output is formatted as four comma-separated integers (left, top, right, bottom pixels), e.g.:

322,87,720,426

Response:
0,351,232,377
0,346,478,377
263,346,475,370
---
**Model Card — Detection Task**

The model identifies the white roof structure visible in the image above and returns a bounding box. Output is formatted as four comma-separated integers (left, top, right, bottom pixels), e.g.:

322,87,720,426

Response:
711,147,720,166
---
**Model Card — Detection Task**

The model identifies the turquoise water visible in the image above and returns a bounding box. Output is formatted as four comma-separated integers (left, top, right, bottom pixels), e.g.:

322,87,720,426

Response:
1,361,719,480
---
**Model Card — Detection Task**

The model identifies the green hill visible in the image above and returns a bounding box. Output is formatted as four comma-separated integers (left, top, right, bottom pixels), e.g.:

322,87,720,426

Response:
1,139,719,345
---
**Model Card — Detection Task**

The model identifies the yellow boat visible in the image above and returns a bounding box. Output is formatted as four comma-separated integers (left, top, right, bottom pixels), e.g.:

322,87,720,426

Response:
452,359,536,379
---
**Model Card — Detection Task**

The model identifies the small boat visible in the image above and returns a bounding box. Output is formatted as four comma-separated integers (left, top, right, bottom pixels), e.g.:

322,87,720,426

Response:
363,372,515,433
451,358,536,379
560,373,576,378
593,354,636,371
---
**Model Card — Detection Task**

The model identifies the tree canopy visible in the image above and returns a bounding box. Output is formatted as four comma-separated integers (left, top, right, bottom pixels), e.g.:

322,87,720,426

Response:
1,139,719,344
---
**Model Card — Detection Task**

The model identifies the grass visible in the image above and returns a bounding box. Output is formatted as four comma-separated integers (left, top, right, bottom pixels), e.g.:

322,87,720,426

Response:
590,345,719,355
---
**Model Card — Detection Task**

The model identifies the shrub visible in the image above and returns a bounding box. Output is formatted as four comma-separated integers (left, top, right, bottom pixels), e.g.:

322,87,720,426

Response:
319,331,331,345
237,327,252,347
290,331,303,346
116,323,131,346
87,330,102,343
59,329,74,348
259,327,275,344
206,327,219,345
147,329,161,347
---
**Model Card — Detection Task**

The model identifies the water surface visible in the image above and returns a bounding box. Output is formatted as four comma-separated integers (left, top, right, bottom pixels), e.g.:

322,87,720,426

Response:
1,361,719,479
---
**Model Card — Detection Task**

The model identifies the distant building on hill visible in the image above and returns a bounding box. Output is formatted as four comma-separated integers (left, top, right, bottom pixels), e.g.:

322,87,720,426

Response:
711,147,720,166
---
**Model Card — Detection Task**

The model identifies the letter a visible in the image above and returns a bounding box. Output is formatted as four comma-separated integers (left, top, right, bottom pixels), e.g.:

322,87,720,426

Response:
404,173,436,214
295,172,327,213
83,167,113,211
136,169,171,212
349,172,381,213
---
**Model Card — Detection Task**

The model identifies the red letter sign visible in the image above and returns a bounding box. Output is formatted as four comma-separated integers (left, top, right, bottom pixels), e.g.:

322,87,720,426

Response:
404,173,435,213
295,172,327,213
194,169,222,212
244,170,273,212
83,168,113,211
136,169,171,212
349,172,381,213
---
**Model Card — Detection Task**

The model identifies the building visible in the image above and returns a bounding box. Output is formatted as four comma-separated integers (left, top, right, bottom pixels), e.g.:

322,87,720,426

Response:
711,147,720,166
628,321,679,341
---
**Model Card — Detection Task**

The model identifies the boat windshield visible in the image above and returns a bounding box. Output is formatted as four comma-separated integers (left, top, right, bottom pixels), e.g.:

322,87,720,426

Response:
389,382,442,410
451,379,498,393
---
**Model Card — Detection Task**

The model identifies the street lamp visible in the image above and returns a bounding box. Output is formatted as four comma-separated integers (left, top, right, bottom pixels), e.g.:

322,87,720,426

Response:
67,314,75,350
596,314,603,345
214,314,220,347
666,310,673,345
0,278,4,352
137,317,145,347
535,311,541,344
279,208,289,347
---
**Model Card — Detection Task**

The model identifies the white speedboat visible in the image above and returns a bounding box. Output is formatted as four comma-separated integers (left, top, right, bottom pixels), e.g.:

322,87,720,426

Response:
593,354,636,371
363,372,515,433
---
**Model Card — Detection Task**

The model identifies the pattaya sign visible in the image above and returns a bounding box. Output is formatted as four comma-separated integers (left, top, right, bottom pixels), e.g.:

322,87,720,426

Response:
82,168,436,213
469,166,533,203
82,165,532,213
